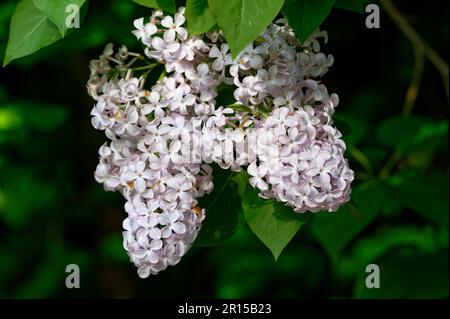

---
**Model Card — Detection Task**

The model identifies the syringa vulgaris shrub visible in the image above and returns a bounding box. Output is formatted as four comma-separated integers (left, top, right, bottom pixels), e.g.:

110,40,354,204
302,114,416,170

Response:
4,0,377,278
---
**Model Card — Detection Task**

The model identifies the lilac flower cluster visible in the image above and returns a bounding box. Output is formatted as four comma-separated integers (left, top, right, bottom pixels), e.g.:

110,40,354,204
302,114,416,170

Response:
247,107,354,213
87,7,354,277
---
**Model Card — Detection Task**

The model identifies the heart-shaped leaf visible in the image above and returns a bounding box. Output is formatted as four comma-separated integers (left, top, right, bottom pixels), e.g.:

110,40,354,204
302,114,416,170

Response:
242,180,306,260
3,0,61,67
196,167,245,246
186,0,216,35
33,0,87,37
208,0,285,58
282,0,335,43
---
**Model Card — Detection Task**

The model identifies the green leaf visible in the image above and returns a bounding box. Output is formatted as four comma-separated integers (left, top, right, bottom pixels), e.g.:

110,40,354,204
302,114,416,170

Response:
13,243,87,298
0,107,22,130
359,146,388,170
156,0,176,13
311,181,383,259
196,167,245,246
215,84,238,106
334,0,370,13
227,103,253,113
0,101,68,132
232,170,249,198
132,0,158,8
100,234,130,262
282,0,336,43
208,0,285,58
338,226,443,278
334,113,366,146
377,116,448,154
387,171,449,228
0,1,17,41
33,0,87,37
0,168,57,228
3,0,61,67
354,250,449,298
185,0,216,35
242,182,306,260
131,0,176,13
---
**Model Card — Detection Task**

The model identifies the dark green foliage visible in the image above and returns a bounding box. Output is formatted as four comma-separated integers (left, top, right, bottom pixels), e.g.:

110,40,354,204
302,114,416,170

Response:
196,166,245,246
0,0,448,298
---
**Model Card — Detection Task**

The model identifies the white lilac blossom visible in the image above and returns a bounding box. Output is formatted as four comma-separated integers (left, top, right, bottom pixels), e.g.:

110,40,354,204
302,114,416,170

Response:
93,118,214,277
87,8,354,278
247,107,354,212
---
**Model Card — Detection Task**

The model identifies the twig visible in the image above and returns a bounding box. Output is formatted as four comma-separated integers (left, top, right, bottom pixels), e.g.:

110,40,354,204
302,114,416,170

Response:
132,63,159,72
403,46,425,116
377,0,447,179
379,150,401,180
348,145,374,176
380,0,449,101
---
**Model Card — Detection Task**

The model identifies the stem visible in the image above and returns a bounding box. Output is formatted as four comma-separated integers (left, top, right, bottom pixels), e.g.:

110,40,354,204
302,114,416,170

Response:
402,46,425,116
379,150,402,180
127,52,141,57
106,56,122,65
126,55,141,68
380,0,449,101
348,201,362,222
376,0,448,179
226,120,238,128
348,145,374,176
141,68,153,79
355,171,374,181
132,63,159,72
158,69,167,82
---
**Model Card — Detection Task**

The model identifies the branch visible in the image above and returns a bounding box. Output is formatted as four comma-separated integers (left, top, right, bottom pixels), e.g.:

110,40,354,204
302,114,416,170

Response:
377,0,447,179
403,46,425,116
380,0,449,101
348,145,374,176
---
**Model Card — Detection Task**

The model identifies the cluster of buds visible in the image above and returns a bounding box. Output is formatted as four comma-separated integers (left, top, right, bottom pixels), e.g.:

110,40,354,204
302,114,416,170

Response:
87,7,354,277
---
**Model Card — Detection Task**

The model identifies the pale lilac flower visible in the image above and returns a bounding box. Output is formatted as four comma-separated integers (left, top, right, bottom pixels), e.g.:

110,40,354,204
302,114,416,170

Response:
142,91,166,118
149,37,181,61
88,10,353,278
122,161,153,193
248,162,269,191
244,44,267,69
254,65,285,93
159,211,187,238
161,13,187,41
209,44,231,71
132,18,157,44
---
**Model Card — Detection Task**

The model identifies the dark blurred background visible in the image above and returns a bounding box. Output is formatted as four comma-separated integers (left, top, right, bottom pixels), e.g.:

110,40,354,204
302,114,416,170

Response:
0,0,448,298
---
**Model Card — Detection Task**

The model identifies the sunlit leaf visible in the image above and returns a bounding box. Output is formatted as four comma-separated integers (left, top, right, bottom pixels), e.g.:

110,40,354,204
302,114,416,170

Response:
131,0,176,13
33,0,87,37
3,0,61,66
185,0,216,35
208,0,285,58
